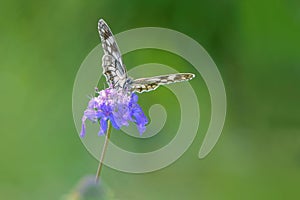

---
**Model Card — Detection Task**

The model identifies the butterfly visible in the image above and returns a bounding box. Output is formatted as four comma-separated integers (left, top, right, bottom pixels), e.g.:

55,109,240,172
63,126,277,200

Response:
98,19,195,93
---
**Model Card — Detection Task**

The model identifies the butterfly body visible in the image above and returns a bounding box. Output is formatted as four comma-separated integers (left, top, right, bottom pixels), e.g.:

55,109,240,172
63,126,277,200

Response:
98,19,195,93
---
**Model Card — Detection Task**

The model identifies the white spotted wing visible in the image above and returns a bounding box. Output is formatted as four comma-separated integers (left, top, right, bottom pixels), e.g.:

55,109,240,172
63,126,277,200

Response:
98,19,195,93
130,73,195,93
98,19,127,89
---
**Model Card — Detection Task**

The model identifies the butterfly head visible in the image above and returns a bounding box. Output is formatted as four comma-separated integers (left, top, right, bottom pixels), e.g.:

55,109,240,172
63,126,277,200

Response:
123,77,134,90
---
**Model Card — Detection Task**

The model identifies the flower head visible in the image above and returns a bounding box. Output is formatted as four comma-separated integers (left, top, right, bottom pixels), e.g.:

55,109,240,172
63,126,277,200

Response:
80,88,148,137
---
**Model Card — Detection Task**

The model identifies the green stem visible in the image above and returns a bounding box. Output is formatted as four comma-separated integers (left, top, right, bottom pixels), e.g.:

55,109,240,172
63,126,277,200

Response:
95,120,111,183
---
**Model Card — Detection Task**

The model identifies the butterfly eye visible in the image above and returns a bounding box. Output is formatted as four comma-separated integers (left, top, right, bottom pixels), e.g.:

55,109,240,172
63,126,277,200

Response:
126,77,133,84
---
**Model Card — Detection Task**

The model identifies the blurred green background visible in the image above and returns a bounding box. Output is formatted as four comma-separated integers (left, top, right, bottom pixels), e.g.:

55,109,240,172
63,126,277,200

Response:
1,0,300,199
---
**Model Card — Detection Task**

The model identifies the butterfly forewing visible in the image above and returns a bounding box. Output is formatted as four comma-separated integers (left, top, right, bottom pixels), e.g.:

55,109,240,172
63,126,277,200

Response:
130,73,195,93
98,19,127,89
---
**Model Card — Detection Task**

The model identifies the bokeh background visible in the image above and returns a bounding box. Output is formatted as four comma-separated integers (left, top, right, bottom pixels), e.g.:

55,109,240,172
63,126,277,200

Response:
1,0,300,199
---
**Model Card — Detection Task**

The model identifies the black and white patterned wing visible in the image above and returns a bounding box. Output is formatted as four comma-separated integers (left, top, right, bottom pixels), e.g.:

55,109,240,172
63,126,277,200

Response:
98,19,127,90
130,73,195,93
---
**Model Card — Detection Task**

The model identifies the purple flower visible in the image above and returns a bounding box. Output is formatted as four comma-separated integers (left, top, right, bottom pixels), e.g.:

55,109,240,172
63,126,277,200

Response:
129,93,148,134
80,88,148,137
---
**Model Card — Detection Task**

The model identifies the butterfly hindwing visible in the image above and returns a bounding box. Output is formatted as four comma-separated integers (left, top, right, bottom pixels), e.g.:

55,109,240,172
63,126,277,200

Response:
98,19,127,89
130,73,195,93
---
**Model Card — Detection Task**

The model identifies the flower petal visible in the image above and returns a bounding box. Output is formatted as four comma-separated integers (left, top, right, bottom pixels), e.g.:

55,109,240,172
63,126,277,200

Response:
109,113,120,130
137,124,146,134
80,116,87,137
84,109,98,122
80,122,86,137
98,118,107,136
131,93,138,103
